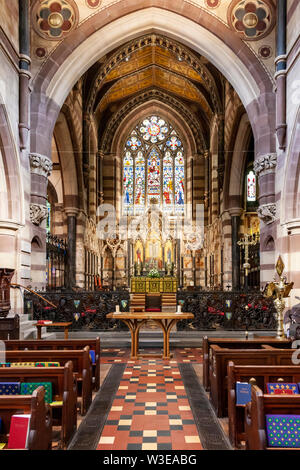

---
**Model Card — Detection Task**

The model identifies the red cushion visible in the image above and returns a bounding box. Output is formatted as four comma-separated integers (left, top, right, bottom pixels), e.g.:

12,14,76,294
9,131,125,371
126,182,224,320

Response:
145,308,161,312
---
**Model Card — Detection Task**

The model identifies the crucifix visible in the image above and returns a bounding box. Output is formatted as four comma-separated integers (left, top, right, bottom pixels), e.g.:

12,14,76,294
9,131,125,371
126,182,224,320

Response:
237,233,260,290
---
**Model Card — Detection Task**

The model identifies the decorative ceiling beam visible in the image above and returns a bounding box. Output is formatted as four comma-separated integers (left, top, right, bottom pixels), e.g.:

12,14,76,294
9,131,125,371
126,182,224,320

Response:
86,33,222,116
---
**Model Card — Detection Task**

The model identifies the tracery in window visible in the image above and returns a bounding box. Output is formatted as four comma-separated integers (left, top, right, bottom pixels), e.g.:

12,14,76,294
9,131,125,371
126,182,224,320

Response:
122,115,185,215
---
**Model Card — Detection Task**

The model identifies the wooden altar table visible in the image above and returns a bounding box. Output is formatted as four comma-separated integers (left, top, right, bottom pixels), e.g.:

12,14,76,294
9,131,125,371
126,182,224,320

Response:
106,311,194,360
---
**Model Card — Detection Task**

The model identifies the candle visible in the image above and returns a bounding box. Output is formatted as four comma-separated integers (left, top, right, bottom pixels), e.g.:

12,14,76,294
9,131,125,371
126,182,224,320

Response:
177,304,181,313
116,305,120,313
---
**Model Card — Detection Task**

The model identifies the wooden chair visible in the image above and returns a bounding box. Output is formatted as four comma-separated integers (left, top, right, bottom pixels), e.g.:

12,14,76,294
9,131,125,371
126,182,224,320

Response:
145,294,161,312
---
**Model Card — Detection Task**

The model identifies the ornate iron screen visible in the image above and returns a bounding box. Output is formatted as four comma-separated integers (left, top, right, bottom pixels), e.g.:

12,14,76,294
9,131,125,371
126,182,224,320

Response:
46,234,68,290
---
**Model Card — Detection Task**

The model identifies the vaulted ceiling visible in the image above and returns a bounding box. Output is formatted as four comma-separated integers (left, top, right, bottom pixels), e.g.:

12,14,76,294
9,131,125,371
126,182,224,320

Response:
82,34,225,152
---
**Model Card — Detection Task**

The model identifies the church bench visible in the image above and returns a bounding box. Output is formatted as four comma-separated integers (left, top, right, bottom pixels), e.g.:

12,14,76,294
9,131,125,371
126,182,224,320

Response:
209,345,297,417
0,361,77,448
245,384,300,450
4,347,92,415
0,386,52,450
227,361,300,448
202,336,292,391
4,337,100,391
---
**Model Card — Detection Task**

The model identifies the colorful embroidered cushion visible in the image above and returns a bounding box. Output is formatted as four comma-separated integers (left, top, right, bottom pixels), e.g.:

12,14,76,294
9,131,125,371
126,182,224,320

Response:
0,383,20,395
10,363,35,368
266,415,300,448
267,383,299,395
20,382,52,404
35,362,60,367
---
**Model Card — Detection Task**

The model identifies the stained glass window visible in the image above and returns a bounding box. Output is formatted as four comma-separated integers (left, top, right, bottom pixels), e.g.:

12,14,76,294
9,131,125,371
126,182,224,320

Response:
123,152,134,214
148,148,161,205
135,151,145,212
247,170,256,202
175,152,185,211
46,200,51,234
122,115,185,215
163,151,173,211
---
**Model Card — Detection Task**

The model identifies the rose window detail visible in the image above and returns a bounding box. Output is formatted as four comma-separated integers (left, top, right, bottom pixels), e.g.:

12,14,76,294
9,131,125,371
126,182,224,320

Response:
228,0,275,41
126,136,142,151
33,0,78,40
140,116,169,143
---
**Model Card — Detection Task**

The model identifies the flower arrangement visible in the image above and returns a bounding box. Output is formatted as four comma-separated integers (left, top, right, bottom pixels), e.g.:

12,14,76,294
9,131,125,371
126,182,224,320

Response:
148,268,160,278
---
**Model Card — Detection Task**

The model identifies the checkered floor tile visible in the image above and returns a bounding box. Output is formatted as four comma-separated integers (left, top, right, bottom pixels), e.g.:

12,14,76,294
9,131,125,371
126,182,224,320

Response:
97,350,203,450
100,347,203,364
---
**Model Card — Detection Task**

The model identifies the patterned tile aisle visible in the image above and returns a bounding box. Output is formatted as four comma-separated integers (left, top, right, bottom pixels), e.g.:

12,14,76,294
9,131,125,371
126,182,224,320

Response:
97,348,203,451
100,347,203,364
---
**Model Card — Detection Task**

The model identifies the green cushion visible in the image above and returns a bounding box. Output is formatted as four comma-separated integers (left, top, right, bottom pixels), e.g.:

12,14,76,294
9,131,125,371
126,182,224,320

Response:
20,382,52,404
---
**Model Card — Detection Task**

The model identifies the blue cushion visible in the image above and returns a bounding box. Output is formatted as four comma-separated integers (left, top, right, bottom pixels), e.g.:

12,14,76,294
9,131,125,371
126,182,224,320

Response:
0,383,20,395
266,415,300,448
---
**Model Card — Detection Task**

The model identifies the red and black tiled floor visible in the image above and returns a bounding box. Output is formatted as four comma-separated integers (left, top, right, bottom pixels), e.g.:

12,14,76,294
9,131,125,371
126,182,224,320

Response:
98,352,203,450
100,347,203,364
69,348,231,451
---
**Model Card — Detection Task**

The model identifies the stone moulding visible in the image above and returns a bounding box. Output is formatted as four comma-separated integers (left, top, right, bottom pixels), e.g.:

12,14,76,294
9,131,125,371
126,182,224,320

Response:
253,153,277,177
29,153,53,178
30,203,48,226
257,203,277,225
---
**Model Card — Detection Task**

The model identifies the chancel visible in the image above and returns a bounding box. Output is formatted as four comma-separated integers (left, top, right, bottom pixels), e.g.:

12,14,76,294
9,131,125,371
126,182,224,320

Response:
0,0,299,454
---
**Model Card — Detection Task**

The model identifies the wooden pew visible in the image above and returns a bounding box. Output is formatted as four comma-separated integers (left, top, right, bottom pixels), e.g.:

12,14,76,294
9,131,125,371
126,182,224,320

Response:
202,336,292,391
5,347,92,415
4,338,101,391
227,361,300,448
245,384,300,450
209,345,297,417
0,361,77,448
0,386,52,450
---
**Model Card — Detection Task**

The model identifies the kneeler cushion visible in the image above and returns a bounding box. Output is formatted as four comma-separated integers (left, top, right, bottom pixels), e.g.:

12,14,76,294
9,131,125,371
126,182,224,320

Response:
35,362,60,367
10,363,35,368
0,383,20,395
20,382,52,403
267,383,299,394
266,415,300,448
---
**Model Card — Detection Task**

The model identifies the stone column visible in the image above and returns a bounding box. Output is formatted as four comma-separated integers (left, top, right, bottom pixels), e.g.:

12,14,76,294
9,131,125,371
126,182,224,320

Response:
229,208,243,290
254,154,277,286
275,0,287,150
65,208,78,289
29,154,52,289
19,0,31,150
29,154,52,221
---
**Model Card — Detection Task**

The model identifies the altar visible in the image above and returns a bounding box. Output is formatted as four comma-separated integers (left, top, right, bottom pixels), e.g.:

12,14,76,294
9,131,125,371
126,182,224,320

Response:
130,276,177,293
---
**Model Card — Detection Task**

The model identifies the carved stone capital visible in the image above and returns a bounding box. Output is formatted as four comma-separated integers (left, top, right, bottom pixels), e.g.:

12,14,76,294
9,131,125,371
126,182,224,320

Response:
30,204,48,226
29,153,53,178
253,153,277,177
257,203,277,225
